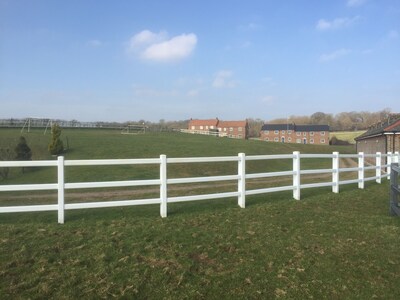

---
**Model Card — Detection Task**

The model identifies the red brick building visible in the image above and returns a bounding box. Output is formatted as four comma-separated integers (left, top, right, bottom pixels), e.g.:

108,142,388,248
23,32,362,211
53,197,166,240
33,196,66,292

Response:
355,116,400,156
260,124,330,145
187,118,248,139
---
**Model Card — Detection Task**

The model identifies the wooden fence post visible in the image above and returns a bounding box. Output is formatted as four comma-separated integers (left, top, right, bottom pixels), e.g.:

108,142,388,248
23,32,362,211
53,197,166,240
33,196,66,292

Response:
376,152,381,184
358,152,364,189
394,152,400,164
160,154,167,218
293,151,300,200
238,153,246,208
390,163,399,216
332,152,339,193
387,152,392,179
57,156,65,224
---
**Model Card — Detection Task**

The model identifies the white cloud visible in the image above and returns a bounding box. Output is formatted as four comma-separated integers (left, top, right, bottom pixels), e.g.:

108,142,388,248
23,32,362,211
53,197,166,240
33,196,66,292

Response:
347,0,367,7
319,49,352,62
212,70,236,88
141,34,197,62
127,30,197,63
316,16,360,31
129,30,168,48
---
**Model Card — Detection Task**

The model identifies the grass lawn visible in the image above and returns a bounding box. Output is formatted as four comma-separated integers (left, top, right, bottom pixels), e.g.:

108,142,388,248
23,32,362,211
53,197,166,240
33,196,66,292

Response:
0,182,399,298
330,131,365,144
1,128,398,298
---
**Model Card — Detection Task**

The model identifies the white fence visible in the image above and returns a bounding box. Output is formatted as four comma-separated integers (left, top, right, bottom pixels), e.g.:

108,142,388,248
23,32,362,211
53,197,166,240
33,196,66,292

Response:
0,151,399,224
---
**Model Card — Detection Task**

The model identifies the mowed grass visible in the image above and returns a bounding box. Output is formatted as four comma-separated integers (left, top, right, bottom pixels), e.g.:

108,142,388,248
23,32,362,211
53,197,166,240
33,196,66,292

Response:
2,128,399,298
331,131,365,144
0,128,355,183
1,183,399,298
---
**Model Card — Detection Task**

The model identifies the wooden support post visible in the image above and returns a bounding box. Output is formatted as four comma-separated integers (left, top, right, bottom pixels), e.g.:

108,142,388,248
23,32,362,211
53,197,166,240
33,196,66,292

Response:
390,163,399,216
332,152,339,193
358,152,364,189
387,152,392,180
293,151,300,200
57,156,65,224
376,152,381,184
238,153,246,208
160,154,167,218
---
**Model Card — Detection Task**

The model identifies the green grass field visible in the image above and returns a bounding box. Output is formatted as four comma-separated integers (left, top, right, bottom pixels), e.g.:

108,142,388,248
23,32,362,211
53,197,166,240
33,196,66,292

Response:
1,128,399,298
330,131,365,144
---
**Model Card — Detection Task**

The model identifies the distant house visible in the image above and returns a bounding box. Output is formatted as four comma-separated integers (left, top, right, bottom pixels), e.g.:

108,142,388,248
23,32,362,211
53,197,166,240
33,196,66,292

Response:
260,124,330,145
355,115,400,156
188,118,219,132
187,118,248,139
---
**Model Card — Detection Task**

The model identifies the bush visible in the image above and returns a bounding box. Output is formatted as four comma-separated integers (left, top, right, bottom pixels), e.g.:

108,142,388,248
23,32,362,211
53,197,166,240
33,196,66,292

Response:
329,136,351,146
15,136,32,161
48,124,64,155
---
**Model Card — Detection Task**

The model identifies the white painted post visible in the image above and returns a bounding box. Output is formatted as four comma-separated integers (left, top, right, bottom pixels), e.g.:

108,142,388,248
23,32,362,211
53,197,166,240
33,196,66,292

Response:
293,151,300,200
387,152,392,180
57,156,65,224
160,154,167,218
376,152,381,184
332,152,339,193
394,151,400,164
238,153,246,208
358,152,364,189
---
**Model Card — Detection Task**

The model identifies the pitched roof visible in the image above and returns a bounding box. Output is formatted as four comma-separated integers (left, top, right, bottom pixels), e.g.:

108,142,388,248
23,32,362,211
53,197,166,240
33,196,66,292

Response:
218,120,247,128
261,124,329,132
355,116,400,140
296,124,330,131
261,124,295,131
188,119,219,127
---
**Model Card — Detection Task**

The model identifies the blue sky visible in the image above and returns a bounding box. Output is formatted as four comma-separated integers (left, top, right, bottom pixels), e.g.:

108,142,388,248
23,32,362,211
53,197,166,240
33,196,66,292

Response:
1,0,399,122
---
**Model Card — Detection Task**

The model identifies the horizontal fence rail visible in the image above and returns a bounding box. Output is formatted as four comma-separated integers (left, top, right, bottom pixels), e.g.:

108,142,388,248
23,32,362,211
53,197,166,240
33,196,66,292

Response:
0,151,399,223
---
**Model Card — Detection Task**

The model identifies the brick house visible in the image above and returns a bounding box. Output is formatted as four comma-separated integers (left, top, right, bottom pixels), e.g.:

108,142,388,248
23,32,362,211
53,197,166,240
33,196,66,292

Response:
188,118,219,133
217,120,248,139
260,124,330,145
355,116,400,158
187,118,248,139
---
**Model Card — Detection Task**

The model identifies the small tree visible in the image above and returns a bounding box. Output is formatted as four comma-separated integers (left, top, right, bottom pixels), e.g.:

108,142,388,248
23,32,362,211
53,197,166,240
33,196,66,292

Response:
48,123,64,155
15,136,32,173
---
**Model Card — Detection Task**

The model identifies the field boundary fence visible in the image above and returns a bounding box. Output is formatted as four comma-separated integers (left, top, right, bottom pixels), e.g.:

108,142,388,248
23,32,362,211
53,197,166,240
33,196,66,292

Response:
390,163,400,216
0,151,399,223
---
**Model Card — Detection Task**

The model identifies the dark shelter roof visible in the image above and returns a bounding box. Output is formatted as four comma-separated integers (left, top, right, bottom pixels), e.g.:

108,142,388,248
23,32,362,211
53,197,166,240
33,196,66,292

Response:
261,124,329,132
355,116,400,141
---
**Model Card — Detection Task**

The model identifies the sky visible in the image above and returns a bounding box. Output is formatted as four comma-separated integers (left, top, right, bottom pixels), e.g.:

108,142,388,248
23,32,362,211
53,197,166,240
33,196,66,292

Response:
0,0,399,122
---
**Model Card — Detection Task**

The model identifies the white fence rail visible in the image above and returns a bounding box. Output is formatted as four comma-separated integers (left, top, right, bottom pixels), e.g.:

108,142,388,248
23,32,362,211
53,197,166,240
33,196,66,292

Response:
0,151,399,224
